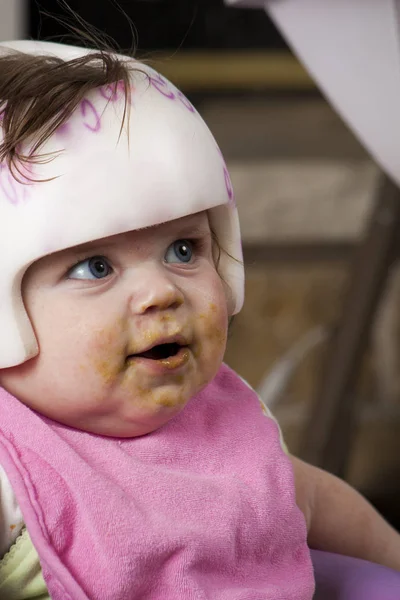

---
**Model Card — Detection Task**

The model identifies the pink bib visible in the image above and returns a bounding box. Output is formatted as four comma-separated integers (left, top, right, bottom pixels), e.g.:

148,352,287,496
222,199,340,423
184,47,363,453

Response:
0,364,314,599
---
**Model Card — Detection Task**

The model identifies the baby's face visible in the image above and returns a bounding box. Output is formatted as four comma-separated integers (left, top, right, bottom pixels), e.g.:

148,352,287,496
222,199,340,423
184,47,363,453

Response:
0,212,229,437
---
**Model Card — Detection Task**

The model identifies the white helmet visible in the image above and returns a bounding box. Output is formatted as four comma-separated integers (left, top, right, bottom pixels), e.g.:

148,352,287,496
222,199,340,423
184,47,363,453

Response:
0,40,244,369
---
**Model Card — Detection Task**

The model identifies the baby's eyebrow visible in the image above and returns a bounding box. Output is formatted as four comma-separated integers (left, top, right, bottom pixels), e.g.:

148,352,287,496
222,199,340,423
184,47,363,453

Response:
169,214,212,236
173,225,211,238
67,238,118,255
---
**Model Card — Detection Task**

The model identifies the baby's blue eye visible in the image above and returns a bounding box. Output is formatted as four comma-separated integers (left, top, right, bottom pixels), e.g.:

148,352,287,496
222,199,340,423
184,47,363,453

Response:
165,240,193,264
68,256,112,280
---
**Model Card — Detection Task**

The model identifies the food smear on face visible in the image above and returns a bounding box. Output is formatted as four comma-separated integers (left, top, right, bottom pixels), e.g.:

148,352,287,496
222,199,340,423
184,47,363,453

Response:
91,356,124,386
85,321,128,385
80,290,228,426
121,376,189,411
193,303,227,360
154,348,190,370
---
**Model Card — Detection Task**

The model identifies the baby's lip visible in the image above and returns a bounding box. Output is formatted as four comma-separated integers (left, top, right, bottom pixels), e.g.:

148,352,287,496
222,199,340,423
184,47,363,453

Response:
127,334,189,359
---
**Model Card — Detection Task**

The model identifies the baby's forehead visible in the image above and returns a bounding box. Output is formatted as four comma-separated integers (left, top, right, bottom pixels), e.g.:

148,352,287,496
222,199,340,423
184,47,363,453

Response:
72,211,210,251
27,211,211,272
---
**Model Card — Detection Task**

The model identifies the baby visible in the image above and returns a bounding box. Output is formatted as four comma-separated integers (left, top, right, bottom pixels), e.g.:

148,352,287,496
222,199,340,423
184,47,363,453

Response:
0,40,399,600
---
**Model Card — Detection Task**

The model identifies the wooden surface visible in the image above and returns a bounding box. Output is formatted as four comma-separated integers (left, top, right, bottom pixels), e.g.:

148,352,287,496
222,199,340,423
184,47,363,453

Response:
152,51,314,91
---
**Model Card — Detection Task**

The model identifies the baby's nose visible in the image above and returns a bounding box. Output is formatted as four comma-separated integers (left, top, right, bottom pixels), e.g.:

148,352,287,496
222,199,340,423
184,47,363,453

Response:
128,267,184,314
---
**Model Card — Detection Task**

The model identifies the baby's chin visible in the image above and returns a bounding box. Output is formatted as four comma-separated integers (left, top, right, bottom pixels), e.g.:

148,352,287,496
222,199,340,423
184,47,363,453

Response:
73,408,187,439
66,388,197,438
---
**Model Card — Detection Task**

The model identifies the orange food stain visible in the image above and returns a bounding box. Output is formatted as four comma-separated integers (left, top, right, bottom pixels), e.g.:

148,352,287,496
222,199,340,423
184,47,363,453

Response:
119,369,188,410
156,392,185,408
192,303,227,359
81,303,227,406
85,320,129,384
92,358,122,385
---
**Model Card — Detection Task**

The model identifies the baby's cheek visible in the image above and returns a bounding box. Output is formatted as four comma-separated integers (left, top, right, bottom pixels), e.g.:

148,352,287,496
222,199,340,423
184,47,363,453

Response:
81,321,127,385
88,355,124,386
194,302,228,364
90,320,125,352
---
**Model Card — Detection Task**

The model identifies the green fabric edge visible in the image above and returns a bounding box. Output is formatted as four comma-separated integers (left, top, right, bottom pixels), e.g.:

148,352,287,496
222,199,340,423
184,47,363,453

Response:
0,527,49,599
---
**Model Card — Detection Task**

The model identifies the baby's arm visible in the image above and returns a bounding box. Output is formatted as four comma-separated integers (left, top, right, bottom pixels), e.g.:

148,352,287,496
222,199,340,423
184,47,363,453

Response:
291,456,400,571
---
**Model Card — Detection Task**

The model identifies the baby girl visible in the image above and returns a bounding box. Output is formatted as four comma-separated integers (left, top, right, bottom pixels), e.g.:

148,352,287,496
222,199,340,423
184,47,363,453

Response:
0,40,398,600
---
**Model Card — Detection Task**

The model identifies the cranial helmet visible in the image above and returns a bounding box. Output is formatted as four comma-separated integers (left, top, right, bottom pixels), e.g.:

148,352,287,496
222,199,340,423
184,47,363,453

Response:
0,40,243,369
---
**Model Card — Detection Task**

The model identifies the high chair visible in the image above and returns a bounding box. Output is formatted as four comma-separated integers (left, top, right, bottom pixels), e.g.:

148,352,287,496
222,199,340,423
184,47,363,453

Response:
226,0,400,596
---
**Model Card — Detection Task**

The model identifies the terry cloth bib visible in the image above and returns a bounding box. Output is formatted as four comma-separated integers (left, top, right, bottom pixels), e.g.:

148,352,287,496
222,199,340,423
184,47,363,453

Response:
0,364,314,599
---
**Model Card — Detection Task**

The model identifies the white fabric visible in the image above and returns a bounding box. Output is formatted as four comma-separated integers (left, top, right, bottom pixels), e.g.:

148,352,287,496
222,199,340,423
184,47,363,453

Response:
0,464,23,557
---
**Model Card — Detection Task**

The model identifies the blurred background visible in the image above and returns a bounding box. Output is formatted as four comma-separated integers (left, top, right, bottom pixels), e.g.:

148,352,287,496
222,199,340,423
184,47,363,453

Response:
2,0,400,527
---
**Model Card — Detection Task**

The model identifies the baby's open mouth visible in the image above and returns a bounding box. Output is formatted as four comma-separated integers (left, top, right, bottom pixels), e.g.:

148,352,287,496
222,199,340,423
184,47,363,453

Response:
129,343,185,361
